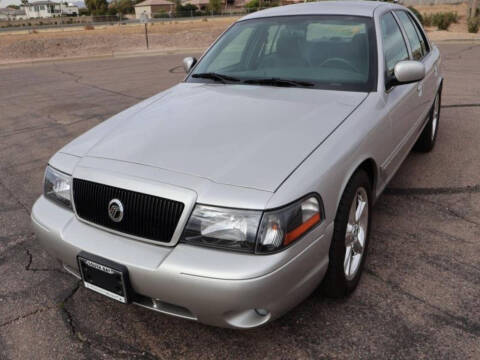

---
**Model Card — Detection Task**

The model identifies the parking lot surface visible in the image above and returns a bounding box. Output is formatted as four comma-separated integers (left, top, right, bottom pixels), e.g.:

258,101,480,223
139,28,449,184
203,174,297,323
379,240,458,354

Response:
0,43,479,359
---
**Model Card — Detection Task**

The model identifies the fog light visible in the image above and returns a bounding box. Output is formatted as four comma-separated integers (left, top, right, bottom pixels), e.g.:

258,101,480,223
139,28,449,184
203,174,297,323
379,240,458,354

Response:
255,308,269,316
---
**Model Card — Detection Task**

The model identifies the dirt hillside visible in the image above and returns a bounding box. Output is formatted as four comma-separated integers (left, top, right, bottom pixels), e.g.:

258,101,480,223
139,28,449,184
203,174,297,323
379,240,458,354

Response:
0,18,235,64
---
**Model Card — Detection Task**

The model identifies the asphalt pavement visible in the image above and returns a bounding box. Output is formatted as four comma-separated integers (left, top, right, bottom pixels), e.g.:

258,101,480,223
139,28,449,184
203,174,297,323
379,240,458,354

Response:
0,43,479,359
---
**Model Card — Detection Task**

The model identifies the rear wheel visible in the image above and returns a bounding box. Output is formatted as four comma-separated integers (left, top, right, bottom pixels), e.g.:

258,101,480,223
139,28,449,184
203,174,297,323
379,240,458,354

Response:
322,170,372,298
414,91,441,153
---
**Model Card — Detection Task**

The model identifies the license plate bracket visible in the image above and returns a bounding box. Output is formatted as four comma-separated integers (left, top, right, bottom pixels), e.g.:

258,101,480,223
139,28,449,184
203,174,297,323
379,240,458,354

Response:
77,251,130,304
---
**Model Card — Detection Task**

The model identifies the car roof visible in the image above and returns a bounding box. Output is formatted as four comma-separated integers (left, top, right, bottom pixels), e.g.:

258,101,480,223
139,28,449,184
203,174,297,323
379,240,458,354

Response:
239,1,403,21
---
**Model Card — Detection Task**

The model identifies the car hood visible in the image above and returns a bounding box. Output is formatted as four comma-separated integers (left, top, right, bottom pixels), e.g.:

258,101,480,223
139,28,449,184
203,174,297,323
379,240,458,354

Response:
61,83,367,192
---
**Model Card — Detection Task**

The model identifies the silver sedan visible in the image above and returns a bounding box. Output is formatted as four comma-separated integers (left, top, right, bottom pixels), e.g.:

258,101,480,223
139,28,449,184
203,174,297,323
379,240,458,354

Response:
32,1,442,328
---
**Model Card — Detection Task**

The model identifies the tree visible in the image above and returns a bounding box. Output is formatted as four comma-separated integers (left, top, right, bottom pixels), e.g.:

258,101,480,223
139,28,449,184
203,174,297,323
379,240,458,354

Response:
110,0,135,15
20,0,29,5
176,3,198,16
85,0,109,15
208,0,221,14
245,0,278,10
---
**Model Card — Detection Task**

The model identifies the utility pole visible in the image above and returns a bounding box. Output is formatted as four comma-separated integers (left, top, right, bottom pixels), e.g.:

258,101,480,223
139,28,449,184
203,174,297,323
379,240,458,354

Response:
140,12,149,49
145,23,149,49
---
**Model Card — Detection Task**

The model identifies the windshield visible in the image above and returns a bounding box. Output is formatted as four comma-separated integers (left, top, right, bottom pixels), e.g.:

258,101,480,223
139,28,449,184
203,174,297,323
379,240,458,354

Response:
188,15,377,92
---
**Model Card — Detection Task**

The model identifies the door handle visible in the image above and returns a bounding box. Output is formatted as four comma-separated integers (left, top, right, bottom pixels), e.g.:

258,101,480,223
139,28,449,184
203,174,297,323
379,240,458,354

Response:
417,82,423,96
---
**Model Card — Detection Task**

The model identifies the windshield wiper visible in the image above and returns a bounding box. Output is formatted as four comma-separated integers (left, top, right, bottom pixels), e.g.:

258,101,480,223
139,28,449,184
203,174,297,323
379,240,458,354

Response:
243,78,315,88
191,72,241,84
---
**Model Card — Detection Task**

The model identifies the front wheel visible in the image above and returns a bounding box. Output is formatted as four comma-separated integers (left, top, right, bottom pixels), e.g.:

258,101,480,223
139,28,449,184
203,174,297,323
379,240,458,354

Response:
322,170,372,298
414,91,441,153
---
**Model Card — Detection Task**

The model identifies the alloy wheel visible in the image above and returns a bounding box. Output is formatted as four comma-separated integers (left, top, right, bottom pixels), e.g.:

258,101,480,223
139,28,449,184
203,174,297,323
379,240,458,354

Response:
431,94,440,141
344,187,369,280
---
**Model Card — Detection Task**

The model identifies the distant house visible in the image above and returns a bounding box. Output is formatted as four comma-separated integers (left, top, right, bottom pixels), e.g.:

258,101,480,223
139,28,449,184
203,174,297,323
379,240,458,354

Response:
134,0,175,19
23,1,79,19
0,8,28,20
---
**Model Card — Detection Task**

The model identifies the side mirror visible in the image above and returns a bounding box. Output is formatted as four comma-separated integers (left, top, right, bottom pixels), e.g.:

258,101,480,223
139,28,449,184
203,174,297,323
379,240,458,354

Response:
183,56,197,73
390,60,426,87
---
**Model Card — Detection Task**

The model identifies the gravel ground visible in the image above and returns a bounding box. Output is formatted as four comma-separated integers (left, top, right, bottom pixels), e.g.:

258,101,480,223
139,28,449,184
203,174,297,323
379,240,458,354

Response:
0,17,234,64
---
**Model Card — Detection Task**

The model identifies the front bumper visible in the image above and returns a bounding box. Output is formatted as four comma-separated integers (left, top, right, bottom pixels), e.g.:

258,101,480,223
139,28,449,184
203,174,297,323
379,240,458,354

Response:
32,196,332,328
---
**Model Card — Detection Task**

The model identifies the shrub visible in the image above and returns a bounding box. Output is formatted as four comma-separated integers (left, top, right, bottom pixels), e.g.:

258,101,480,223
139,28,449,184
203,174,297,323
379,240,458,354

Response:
468,17,479,33
436,16,450,30
446,11,458,24
408,6,423,25
245,0,278,9
84,24,95,30
432,12,455,30
176,3,199,17
421,12,458,30
423,13,433,26
245,0,259,9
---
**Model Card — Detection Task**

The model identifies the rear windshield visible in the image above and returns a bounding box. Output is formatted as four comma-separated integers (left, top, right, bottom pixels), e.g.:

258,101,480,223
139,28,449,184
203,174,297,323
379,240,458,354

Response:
188,15,377,92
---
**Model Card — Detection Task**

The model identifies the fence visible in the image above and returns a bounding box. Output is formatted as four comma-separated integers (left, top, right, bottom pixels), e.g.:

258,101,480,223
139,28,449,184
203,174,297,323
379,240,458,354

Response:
0,2,471,32
0,9,258,32
0,15,122,30
150,7,263,19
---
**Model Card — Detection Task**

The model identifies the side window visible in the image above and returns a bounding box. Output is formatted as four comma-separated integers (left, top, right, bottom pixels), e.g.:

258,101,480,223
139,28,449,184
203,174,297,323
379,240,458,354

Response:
381,12,409,76
395,11,424,60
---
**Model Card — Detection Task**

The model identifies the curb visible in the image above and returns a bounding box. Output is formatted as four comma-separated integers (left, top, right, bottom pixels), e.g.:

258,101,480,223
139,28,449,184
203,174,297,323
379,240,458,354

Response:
0,47,205,68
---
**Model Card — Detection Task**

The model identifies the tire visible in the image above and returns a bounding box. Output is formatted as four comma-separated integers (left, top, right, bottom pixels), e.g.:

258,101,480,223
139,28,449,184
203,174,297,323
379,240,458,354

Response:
322,169,372,298
414,90,441,153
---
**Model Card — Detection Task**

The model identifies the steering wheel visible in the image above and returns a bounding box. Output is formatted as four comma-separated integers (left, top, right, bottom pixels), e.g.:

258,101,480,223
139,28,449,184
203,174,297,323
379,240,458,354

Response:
319,57,360,73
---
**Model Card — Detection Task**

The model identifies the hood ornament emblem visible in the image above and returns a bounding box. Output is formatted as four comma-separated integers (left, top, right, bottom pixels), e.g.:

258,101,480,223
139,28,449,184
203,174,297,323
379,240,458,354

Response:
108,199,124,223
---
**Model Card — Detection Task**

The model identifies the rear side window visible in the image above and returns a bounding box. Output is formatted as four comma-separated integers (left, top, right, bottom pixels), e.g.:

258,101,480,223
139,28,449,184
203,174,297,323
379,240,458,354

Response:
381,12,409,75
395,11,426,60
409,12,430,54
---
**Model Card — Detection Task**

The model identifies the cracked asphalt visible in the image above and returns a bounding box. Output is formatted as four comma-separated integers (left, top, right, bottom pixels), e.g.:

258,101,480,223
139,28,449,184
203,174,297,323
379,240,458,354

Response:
0,43,479,359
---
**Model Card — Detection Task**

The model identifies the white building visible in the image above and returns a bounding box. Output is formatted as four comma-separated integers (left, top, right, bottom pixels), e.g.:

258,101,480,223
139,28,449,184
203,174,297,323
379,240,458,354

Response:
0,8,28,20
23,1,79,18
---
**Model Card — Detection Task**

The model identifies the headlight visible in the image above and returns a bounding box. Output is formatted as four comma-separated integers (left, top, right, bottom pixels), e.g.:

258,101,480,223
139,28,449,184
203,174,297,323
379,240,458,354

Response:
44,166,72,208
256,196,322,253
180,205,262,252
180,195,322,253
